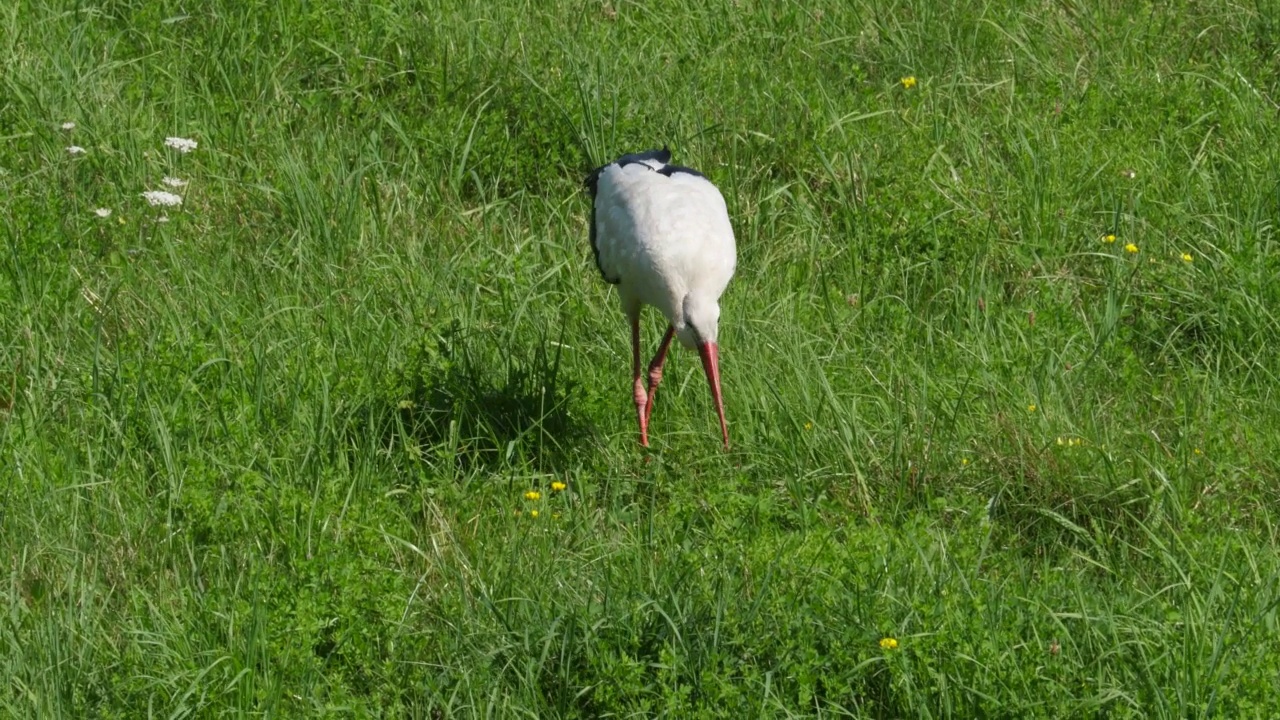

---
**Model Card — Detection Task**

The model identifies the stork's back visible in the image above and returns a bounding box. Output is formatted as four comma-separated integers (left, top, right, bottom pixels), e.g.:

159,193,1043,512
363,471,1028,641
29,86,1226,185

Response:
587,151,736,315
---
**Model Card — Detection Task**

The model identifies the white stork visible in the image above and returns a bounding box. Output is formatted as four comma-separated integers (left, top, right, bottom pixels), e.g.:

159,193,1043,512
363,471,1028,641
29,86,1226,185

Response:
585,147,737,449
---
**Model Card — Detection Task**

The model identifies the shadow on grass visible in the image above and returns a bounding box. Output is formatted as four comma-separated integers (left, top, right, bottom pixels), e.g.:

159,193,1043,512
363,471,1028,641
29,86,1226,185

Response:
375,320,590,473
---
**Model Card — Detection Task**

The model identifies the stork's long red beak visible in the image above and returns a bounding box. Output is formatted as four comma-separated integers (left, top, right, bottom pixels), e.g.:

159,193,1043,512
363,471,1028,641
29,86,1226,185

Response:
697,342,729,450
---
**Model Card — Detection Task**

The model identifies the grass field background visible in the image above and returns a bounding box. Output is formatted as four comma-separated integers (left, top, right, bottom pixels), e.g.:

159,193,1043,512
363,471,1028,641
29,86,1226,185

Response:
3,0,1280,715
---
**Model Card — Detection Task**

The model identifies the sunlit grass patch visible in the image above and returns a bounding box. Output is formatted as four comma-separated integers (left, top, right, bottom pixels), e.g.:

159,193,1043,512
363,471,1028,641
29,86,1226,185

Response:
2,0,1279,716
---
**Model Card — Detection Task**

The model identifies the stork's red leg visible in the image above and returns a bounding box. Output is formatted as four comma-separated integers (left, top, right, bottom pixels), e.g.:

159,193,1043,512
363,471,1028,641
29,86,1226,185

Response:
631,314,650,447
643,325,676,427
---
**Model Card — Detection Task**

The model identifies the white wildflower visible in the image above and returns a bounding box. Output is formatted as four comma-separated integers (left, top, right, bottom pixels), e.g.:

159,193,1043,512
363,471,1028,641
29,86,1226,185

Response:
61,121,76,130
162,176,188,188
67,145,86,155
156,215,170,223
164,136,197,153
141,190,183,207
93,208,112,218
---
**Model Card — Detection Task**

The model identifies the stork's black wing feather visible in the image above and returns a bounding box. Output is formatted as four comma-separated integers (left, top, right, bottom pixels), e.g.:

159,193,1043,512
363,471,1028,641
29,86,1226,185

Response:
657,164,705,179
614,146,671,171
583,146,671,196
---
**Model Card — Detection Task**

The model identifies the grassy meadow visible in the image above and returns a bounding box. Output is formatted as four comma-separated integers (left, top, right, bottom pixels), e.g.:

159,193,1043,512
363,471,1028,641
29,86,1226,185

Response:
4,0,1280,715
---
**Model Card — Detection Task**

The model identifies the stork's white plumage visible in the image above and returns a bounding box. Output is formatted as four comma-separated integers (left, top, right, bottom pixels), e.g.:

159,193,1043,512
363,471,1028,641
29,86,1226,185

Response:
585,147,737,449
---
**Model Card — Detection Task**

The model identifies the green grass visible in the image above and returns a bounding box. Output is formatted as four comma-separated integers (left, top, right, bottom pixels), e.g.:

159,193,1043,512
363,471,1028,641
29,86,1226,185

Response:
3,0,1280,715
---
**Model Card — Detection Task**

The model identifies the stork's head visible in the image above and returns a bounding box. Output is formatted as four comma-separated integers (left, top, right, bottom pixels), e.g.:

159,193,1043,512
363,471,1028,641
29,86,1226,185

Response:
677,294,721,348
679,294,729,449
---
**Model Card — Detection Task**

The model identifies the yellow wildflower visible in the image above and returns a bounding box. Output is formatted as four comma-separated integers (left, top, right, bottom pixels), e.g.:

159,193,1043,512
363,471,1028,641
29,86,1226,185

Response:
1102,234,1116,244
551,481,567,492
530,510,539,518
900,76,917,89
1193,448,1203,456
1124,243,1139,254
1027,404,1037,412
961,457,970,466
1181,253,1193,262
524,490,541,501
880,637,899,650
804,422,813,431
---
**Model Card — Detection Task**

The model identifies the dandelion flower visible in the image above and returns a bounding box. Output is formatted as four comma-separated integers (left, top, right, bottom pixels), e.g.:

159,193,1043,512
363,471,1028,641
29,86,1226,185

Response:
1124,243,1139,254
530,510,540,518
1181,252,1193,262
141,190,182,207
92,208,112,218
162,176,188,188
1102,234,1116,244
164,136,198,153
1027,404,1037,412
879,637,899,650
61,121,76,131
900,76,917,89
524,490,541,501
550,481,567,492
67,145,86,155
